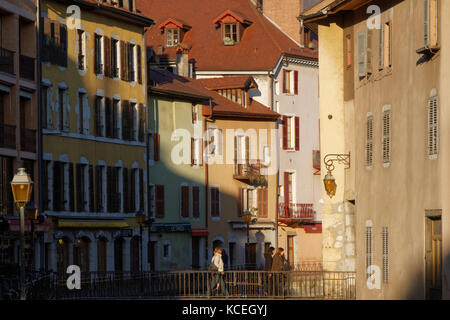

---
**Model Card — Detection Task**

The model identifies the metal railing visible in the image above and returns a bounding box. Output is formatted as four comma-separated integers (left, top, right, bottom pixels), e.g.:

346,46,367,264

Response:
21,128,37,153
278,203,315,221
19,270,355,300
234,160,266,179
0,123,16,149
19,54,35,81
0,47,14,75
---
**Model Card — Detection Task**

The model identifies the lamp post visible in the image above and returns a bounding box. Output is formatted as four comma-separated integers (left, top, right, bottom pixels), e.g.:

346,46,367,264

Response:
242,210,257,270
10,168,33,300
135,212,145,272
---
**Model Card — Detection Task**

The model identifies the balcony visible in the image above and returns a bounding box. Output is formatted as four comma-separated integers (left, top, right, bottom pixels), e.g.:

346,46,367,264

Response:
0,123,16,149
19,54,35,81
278,203,314,223
0,47,14,75
234,160,267,182
21,128,37,153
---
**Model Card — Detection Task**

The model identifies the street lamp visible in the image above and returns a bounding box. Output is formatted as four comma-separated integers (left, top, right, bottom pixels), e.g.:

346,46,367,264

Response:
10,167,33,300
242,209,257,270
322,153,351,198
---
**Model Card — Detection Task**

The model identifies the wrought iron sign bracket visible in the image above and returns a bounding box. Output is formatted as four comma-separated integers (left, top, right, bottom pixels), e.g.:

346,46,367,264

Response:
324,153,351,172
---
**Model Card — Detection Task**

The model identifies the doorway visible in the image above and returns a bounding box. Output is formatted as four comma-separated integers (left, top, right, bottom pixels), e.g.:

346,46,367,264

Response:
425,211,442,300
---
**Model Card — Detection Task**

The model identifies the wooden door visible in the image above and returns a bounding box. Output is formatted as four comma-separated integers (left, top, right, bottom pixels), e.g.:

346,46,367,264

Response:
287,235,295,267
426,216,442,300
148,241,156,271
130,236,140,273
191,237,200,270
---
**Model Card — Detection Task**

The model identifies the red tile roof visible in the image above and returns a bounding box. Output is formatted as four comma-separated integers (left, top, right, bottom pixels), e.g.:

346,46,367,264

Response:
149,69,279,120
199,76,257,90
138,0,317,71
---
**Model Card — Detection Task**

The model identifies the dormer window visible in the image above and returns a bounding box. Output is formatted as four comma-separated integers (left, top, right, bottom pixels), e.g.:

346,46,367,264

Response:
167,28,179,47
213,9,252,47
223,23,238,45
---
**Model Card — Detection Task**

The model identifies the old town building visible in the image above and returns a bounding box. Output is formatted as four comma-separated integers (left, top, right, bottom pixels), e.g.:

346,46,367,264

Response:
302,0,449,299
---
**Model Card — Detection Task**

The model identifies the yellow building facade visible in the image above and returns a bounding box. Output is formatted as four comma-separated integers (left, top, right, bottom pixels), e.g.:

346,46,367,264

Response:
40,0,153,274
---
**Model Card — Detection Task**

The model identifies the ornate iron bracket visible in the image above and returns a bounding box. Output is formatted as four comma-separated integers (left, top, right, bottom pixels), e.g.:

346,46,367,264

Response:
323,153,351,172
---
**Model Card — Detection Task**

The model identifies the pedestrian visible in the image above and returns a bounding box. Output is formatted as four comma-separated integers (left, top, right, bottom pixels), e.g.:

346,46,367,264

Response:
264,247,275,296
271,248,286,296
222,249,229,270
207,247,229,297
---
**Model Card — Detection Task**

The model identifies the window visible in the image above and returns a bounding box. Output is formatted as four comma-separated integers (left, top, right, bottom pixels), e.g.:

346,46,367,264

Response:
428,95,438,158
283,172,294,205
223,23,237,44
148,185,155,217
287,235,295,266
76,163,88,212
167,28,179,47
382,227,389,283
346,34,352,67
381,22,392,68
424,0,438,47
155,185,165,218
95,165,105,212
163,243,170,259
262,145,270,166
257,187,268,217
282,116,299,150
149,133,160,161
382,106,391,166
357,31,373,77
94,96,104,137
207,128,222,156
0,157,14,215
41,19,67,66
131,102,138,141
105,97,114,138
192,104,198,124
181,185,189,218
53,161,72,211
94,34,103,75
41,85,51,129
366,224,373,279
138,104,145,142
128,43,136,82
366,113,373,168
210,187,220,217
192,186,200,218
112,39,119,78
107,166,121,213
282,70,298,94
77,29,85,70
78,92,87,134
58,88,68,132
241,187,256,215
191,138,202,166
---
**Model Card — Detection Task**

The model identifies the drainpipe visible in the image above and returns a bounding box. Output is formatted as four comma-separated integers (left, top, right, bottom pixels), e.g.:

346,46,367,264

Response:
37,0,44,270
204,98,213,267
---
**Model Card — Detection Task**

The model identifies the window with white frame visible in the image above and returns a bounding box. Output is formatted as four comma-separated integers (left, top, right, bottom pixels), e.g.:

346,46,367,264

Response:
207,128,222,156
166,28,179,47
382,106,391,165
262,145,270,166
58,87,69,132
128,43,136,82
366,113,374,168
241,187,257,214
428,95,438,158
94,33,103,75
282,69,298,94
42,84,52,129
191,138,202,166
77,28,86,71
78,91,88,134
112,39,119,78
131,102,138,141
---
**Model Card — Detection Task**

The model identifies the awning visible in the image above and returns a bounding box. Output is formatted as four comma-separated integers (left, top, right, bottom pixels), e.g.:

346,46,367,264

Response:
192,228,208,236
7,219,51,232
57,220,129,228
150,223,191,233
304,224,322,233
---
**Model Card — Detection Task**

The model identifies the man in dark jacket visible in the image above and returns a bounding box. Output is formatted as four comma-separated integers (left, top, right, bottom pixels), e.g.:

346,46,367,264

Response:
264,247,275,271
271,248,286,296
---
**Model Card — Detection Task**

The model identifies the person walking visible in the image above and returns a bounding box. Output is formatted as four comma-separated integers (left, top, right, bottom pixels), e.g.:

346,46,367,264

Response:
271,248,286,297
264,247,275,296
222,249,229,270
207,247,229,297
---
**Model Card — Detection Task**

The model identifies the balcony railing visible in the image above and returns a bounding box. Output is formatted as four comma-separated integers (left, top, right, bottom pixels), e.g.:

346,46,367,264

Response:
19,54,35,81
234,160,266,181
20,271,356,300
0,123,16,149
21,128,37,153
0,47,14,75
278,203,315,222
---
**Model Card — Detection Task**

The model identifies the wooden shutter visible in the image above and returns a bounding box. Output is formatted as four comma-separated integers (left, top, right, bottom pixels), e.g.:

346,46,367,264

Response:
428,96,439,157
378,25,384,70
138,103,145,142
388,22,393,67
42,18,51,62
192,186,200,218
282,69,287,93
94,34,99,74
122,168,129,213
52,162,60,211
181,186,189,217
295,116,300,151
53,21,60,65
154,133,160,161
139,169,144,211
358,32,367,78
191,138,195,166
366,29,373,74
94,97,100,136
131,169,136,212
366,114,374,167
60,24,68,67
245,136,250,164
122,100,129,140
105,97,112,138
155,185,164,218
284,172,290,205
282,116,288,150
104,36,111,77
106,166,113,212
257,188,268,218
382,108,391,164
128,43,133,81
424,0,430,46
68,163,74,211
234,136,238,164
88,165,94,212
120,40,127,80
96,166,103,212
137,45,142,84
76,163,82,211
294,70,298,95
382,227,389,283
42,161,49,210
